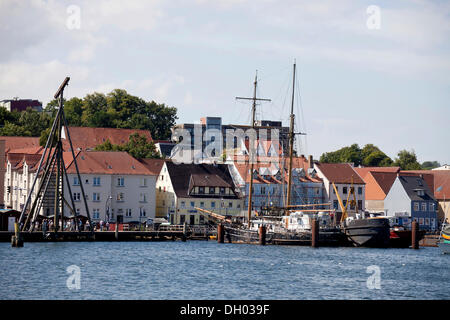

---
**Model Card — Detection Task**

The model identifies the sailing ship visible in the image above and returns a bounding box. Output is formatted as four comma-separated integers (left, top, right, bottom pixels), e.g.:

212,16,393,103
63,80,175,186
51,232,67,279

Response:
220,62,345,246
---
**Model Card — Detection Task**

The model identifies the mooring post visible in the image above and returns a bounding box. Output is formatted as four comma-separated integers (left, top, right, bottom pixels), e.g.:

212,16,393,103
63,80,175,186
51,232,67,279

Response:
411,220,419,249
182,222,187,242
11,222,23,247
311,218,319,248
217,223,224,243
259,225,266,246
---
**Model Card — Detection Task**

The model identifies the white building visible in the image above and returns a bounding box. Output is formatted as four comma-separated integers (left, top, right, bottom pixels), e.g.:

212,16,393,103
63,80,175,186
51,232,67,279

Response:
5,149,159,224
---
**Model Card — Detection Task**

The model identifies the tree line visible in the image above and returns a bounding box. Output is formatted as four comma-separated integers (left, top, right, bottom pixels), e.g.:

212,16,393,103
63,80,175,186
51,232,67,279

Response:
319,143,441,170
0,89,178,158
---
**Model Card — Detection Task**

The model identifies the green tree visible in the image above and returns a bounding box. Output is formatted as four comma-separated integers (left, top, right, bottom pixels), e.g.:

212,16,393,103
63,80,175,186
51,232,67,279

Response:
94,133,161,159
393,149,422,170
320,143,362,166
421,161,440,170
361,144,393,167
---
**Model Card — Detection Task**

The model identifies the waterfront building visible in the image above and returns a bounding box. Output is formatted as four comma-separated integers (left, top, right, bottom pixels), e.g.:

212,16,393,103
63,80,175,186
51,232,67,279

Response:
171,116,290,162
353,167,400,213
0,98,43,112
4,149,159,224
155,161,244,224
384,174,438,231
314,162,366,221
230,155,325,213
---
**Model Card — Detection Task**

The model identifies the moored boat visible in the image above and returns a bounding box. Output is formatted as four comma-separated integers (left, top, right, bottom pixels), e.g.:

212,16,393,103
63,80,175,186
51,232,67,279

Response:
344,217,390,248
389,225,426,248
438,224,450,254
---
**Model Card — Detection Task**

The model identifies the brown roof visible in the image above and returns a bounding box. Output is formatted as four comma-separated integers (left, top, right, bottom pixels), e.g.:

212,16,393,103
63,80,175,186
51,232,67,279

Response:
315,163,365,184
62,127,152,151
432,170,450,200
364,171,397,200
165,162,239,199
65,151,152,175
0,136,40,153
190,173,231,188
138,158,166,176
354,166,400,179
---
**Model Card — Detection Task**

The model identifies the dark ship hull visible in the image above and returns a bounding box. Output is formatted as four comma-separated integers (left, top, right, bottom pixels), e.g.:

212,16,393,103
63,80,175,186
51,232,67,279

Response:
223,224,348,247
344,218,390,248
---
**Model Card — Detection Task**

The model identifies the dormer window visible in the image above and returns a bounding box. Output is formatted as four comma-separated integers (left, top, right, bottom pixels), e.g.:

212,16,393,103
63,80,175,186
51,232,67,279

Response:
198,187,205,194
209,187,215,194
220,187,225,194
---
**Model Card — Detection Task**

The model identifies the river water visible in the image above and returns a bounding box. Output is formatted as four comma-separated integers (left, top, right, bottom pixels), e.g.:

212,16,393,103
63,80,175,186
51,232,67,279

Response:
0,241,449,300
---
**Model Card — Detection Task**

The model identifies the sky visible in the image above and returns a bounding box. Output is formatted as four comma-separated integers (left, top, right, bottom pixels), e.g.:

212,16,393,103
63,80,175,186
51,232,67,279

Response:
0,0,449,164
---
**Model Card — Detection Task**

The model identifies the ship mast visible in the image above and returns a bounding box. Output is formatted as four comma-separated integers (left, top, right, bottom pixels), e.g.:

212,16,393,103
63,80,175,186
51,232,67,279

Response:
236,71,271,227
286,62,296,208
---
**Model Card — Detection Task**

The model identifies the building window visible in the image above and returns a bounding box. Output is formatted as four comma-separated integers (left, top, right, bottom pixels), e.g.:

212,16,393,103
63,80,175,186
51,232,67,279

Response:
261,187,265,194
180,215,185,224
140,208,146,217
139,193,147,203
211,201,216,208
414,202,420,212
93,177,101,186
228,202,233,208
220,187,225,194
73,177,80,186
73,193,81,201
333,186,338,194
358,187,362,195
358,200,362,210
200,202,205,208
190,201,195,208
209,187,215,194
343,187,348,194
126,209,132,217
159,186,161,192
141,178,148,187
429,203,435,212
181,201,186,208
419,218,424,225
116,193,124,202
199,187,205,194
93,209,100,220
421,203,427,212
93,193,100,202
117,177,124,187
333,200,339,210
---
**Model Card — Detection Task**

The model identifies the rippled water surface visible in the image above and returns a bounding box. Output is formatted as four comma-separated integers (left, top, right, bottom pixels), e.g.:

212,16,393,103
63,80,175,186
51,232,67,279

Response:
0,241,449,300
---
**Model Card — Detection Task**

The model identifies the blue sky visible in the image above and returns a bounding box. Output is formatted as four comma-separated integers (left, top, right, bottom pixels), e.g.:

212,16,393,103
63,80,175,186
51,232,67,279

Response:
0,0,449,164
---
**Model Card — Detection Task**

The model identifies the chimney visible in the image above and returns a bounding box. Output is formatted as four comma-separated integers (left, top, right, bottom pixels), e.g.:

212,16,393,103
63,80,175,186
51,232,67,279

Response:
308,155,313,169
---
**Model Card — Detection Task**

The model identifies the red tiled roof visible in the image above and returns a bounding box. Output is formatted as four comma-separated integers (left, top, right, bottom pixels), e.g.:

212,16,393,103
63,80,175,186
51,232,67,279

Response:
363,171,397,200
0,136,40,153
62,127,152,151
354,166,400,179
138,158,166,176
315,163,365,184
432,170,450,200
65,151,152,175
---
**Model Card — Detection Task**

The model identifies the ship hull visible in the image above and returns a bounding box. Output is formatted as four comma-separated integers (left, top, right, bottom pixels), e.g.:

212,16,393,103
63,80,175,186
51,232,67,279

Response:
344,218,390,248
223,225,347,247
438,241,450,254
389,229,426,248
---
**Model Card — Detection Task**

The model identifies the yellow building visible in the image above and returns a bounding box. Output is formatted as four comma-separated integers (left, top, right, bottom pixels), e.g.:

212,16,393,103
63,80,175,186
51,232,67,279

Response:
156,162,244,225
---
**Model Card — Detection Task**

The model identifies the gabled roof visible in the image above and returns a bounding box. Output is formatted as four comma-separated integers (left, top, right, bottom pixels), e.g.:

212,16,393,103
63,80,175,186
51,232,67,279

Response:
62,126,152,151
364,171,397,200
138,158,166,176
65,151,152,175
165,162,238,199
0,136,40,153
315,163,365,184
398,175,436,201
432,170,450,200
354,166,400,179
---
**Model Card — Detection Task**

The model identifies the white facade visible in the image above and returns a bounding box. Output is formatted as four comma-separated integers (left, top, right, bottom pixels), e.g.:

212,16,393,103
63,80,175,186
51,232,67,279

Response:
4,157,157,223
65,173,157,223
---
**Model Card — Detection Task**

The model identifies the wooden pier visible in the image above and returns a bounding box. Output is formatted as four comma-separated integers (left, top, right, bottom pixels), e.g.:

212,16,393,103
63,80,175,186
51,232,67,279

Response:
2,225,216,243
